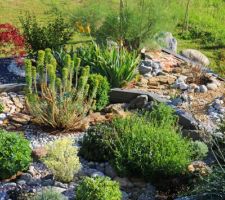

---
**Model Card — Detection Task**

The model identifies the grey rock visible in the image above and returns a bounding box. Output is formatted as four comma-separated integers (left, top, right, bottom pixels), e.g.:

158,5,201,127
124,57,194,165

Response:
27,179,41,186
156,32,177,53
91,171,105,178
139,61,153,75
179,82,189,90
41,179,54,186
54,181,68,189
0,192,8,200
128,95,149,109
207,83,217,90
3,182,17,188
171,98,183,106
16,180,26,185
19,173,33,182
105,164,117,178
114,177,133,188
0,113,6,120
199,85,208,93
181,49,210,66
122,191,129,200
138,184,156,200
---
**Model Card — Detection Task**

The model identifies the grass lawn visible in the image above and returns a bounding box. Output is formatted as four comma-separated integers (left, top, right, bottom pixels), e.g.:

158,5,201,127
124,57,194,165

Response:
0,0,80,24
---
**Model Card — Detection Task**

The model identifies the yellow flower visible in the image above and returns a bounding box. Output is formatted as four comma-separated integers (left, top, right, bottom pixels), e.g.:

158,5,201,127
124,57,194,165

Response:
85,24,91,34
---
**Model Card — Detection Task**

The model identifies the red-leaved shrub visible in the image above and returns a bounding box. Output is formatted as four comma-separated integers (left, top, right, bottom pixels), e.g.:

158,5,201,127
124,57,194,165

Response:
0,23,26,60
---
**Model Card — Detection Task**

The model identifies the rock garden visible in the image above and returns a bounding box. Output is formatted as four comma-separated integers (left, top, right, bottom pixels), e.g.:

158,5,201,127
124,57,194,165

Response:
1,3,225,200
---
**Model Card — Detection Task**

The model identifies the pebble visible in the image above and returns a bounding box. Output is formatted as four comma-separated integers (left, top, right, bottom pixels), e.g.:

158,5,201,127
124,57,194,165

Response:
91,171,105,178
0,113,7,120
199,85,208,93
179,82,189,90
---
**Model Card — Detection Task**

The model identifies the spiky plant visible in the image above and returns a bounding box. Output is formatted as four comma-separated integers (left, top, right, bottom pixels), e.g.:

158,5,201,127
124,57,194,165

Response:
25,48,99,131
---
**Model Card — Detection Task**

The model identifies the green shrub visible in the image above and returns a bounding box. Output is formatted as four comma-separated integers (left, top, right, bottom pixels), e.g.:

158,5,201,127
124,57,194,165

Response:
20,14,73,52
76,177,122,200
146,102,178,128
77,43,140,88
0,102,4,113
0,130,32,180
80,104,193,180
191,141,208,160
88,74,110,111
42,138,81,183
25,49,99,130
79,124,115,162
110,114,192,179
33,187,66,200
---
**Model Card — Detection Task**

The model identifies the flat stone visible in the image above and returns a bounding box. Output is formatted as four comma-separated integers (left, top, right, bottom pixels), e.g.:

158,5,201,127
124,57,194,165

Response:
9,113,31,125
207,83,217,90
128,95,148,109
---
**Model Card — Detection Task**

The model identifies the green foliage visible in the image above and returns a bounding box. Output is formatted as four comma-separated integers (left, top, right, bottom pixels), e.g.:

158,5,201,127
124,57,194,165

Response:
0,102,4,113
187,166,225,200
79,124,114,162
88,74,110,111
42,138,81,183
33,187,66,200
76,177,122,200
80,105,193,180
20,14,73,52
0,130,32,180
146,102,178,128
72,0,178,49
191,141,208,161
25,48,99,130
109,113,192,179
77,43,140,88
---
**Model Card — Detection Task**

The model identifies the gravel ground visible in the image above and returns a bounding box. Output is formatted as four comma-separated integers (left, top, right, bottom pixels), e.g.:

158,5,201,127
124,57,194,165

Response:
0,58,25,84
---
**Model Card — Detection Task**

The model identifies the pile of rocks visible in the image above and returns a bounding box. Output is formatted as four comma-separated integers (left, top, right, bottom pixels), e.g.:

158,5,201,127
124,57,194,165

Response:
208,97,225,122
0,92,31,130
139,59,163,77
174,74,221,93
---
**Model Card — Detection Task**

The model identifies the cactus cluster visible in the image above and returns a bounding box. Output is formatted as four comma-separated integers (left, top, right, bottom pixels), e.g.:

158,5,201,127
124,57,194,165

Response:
25,48,99,130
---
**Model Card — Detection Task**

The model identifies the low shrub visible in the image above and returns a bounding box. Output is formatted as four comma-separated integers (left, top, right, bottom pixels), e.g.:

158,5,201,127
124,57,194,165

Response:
191,141,208,160
25,49,99,130
79,124,115,162
76,177,122,200
77,43,140,88
110,114,192,179
33,187,66,200
42,138,81,183
0,130,32,180
80,104,193,180
88,74,110,111
0,23,26,58
20,14,73,52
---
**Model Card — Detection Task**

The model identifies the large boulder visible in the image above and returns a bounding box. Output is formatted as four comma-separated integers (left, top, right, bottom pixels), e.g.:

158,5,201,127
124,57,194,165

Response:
181,49,210,66
155,32,177,53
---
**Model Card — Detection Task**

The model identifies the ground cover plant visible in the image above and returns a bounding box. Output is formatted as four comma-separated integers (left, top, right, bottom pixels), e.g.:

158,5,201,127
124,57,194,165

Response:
25,48,99,130
0,130,32,180
42,138,80,183
33,187,67,200
80,103,194,180
76,177,122,200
